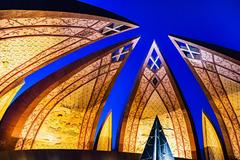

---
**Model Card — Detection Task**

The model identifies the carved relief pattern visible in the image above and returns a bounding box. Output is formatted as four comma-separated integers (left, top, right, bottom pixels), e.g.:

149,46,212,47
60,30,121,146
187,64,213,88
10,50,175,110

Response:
122,65,192,159
173,38,240,159
0,37,90,93
86,70,117,147
195,68,240,158
128,84,154,152
78,70,117,149
14,39,135,150
0,13,132,101
220,76,240,123
0,18,99,28
0,27,85,39
161,75,191,158
15,55,117,149
0,36,67,88
32,79,96,149
15,60,101,150
123,76,149,151
22,69,99,149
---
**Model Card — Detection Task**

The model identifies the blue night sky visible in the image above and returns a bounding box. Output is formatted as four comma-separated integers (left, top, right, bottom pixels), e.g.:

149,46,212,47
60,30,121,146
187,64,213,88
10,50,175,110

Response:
14,0,240,158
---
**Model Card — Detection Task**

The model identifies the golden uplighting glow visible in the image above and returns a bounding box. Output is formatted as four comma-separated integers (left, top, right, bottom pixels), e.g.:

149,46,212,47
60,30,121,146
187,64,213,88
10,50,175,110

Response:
13,40,136,150
0,10,135,109
170,36,240,159
202,113,224,160
0,82,24,121
97,112,112,151
121,41,193,159
31,80,96,149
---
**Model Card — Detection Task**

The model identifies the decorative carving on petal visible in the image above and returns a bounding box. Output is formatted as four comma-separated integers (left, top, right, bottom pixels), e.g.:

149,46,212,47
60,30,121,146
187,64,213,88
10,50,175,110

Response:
171,36,240,159
0,39,137,150
120,41,194,159
0,10,136,102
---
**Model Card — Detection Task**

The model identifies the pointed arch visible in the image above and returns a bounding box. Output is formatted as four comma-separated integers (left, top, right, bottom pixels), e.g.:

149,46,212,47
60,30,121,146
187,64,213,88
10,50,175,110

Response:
0,9,137,122
119,41,196,159
170,35,240,159
0,38,139,150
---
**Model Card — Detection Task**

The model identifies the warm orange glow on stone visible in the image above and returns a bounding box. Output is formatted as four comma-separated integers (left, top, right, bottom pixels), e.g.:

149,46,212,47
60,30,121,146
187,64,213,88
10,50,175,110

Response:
170,36,240,159
97,112,112,151
0,82,24,121
202,113,224,160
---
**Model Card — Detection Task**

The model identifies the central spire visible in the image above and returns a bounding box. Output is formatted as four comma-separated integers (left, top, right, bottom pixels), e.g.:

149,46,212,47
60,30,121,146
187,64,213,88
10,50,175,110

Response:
141,116,174,160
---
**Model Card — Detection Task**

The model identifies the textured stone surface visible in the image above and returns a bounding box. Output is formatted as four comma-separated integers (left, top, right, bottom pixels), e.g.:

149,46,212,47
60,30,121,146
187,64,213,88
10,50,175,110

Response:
0,10,134,103
172,37,240,159
121,55,192,159
14,40,135,150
